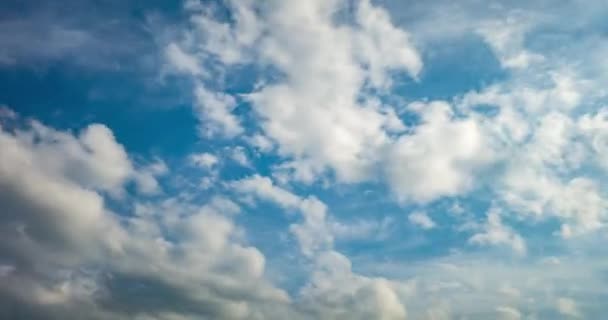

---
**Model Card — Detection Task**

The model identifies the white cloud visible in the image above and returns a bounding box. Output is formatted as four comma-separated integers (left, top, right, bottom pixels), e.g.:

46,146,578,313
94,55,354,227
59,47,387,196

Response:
165,42,203,76
469,207,526,255
231,174,301,208
245,133,274,153
231,175,332,256
408,211,436,230
460,72,584,121
0,114,287,320
556,297,581,318
133,159,168,195
509,111,608,236
578,108,608,172
496,306,522,320
0,119,139,198
193,84,243,137
330,217,393,241
387,101,494,202
189,152,218,168
476,15,544,70
460,70,607,237
300,251,407,320
182,0,262,66
231,175,409,318
228,146,251,167
170,0,421,184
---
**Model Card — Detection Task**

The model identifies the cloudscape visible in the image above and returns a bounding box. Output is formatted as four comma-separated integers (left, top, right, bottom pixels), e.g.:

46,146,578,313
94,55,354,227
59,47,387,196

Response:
1,0,608,319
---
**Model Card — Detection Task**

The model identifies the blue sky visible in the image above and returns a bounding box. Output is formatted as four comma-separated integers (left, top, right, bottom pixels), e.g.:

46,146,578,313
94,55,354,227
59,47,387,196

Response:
1,0,608,319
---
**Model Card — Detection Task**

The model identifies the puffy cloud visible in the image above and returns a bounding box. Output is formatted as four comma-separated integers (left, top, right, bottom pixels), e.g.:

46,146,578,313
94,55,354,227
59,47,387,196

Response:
164,43,203,76
228,146,251,167
469,208,526,255
245,134,274,153
193,84,243,138
476,15,544,70
0,113,287,320
556,297,581,318
168,0,421,184
578,108,608,172
134,160,169,195
231,174,301,208
408,211,436,230
496,306,522,320
496,111,607,236
299,251,407,320
246,0,420,183
231,175,332,256
189,152,218,168
387,101,494,202
459,65,608,237
231,176,410,318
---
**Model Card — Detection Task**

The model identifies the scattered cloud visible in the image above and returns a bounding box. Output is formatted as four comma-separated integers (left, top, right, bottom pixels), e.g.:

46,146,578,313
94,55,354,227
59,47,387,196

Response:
3,0,608,318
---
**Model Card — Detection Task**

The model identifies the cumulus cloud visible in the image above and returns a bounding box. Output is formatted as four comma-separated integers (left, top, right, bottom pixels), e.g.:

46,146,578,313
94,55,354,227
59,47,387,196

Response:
476,15,544,70
189,152,218,169
193,84,243,138
7,0,608,318
231,175,332,256
408,211,436,230
164,43,203,76
228,146,251,167
0,112,287,320
167,0,421,184
469,208,526,255
387,101,494,202
231,175,409,318
299,251,407,320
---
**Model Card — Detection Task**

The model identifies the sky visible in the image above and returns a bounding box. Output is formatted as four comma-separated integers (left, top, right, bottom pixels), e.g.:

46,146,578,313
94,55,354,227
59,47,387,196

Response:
1,0,608,319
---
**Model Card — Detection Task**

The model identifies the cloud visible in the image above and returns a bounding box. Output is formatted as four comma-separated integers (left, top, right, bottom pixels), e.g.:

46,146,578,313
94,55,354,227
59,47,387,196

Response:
408,211,436,230
496,306,522,320
298,251,407,320
134,160,169,195
193,84,243,138
1,119,133,195
556,297,581,318
167,0,421,184
230,174,410,319
189,152,218,168
7,0,608,318
245,134,274,153
387,101,494,202
228,146,251,167
231,175,332,256
0,112,287,320
330,216,393,241
231,174,301,209
476,15,544,69
469,207,526,255
165,43,203,76
495,111,607,237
